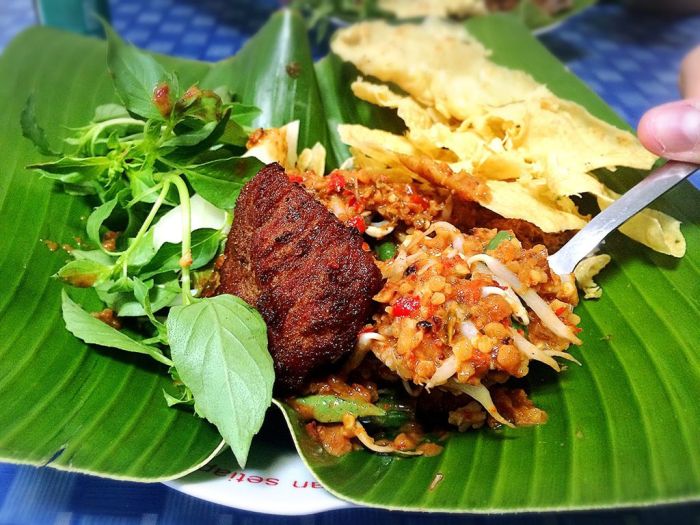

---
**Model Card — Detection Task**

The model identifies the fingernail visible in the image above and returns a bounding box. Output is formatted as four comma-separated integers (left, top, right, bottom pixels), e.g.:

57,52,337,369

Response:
648,101,700,154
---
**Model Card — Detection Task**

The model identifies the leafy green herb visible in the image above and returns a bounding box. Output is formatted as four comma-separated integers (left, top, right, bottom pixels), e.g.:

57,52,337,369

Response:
140,228,222,279
29,156,114,188
486,230,514,251
71,249,116,266
228,103,261,128
163,387,195,408
27,26,259,303
164,367,195,408
105,24,176,119
57,260,111,288
167,295,273,467
93,103,131,122
24,24,273,465
97,274,180,319
511,318,529,337
62,290,172,366
86,197,119,251
293,395,385,423
175,156,263,210
124,230,157,267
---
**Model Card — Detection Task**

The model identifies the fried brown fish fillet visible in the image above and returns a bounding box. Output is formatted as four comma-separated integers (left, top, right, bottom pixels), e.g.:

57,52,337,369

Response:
217,163,384,392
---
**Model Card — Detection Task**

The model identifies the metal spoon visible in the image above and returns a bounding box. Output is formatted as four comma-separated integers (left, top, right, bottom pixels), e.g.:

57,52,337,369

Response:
548,160,697,275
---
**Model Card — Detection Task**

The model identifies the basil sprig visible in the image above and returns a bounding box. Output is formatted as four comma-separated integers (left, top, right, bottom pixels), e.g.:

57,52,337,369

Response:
23,26,272,466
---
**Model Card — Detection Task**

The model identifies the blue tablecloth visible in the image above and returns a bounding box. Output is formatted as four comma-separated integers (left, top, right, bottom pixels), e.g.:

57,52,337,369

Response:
1,1,699,523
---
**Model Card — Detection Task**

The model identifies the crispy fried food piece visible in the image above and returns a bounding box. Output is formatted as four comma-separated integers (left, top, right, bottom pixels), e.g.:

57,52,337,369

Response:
397,154,491,204
450,199,575,252
217,163,384,392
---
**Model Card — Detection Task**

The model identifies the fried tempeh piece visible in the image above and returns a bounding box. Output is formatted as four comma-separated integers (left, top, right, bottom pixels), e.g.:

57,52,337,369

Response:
217,163,384,392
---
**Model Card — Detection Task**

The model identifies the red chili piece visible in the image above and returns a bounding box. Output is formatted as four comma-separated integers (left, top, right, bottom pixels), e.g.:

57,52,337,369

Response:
410,193,429,210
327,172,346,193
393,296,421,318
288,174,304,183
347,215,367,233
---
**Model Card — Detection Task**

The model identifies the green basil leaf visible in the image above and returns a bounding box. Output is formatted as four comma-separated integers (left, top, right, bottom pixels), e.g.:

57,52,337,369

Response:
28,156,112,182
62,182,99,196
132,277,156,315
71,249,115,266
163,368,195,407
92,103,130,122
20,95,59,156
86,197,119,250
57,259,111,288
104,24,175,119
127,165,160,204
162,120,219,147
229,102,262,128
218,119,249,147
142,118,165,149
164,108,233,161
183,156,263,210
62,290,173,366
125,229,157,268
135,278,181,315
105,276,135,293
97,274,180,318
140,228,221,279
486,230,515,251
132,277,167,336
131,277,152,305
167,294,273,467
163,388,194,408
293,395,385,423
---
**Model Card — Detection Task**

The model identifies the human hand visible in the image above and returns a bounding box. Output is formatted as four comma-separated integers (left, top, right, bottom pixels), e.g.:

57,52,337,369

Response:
637,45,700,163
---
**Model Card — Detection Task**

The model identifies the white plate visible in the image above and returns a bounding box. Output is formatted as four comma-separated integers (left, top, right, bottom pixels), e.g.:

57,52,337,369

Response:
165,414,352,515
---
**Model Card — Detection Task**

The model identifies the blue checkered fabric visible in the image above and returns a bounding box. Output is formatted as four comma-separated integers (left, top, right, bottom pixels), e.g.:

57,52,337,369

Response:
1,462,699,524
539,4,700,127
110,0,279,61
0,0,36,50
1,0,700,523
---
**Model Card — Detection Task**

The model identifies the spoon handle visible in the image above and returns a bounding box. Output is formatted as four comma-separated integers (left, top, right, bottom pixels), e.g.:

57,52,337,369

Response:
548,160,697,275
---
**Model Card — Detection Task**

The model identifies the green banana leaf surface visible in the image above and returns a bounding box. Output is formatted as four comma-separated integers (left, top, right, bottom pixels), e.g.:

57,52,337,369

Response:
0,9,698,512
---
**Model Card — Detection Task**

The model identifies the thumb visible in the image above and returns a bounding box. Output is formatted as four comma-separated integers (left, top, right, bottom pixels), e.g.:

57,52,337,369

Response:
637,99,700,163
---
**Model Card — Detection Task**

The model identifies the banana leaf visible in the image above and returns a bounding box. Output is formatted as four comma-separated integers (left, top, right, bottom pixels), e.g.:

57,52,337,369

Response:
0,7,698,513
